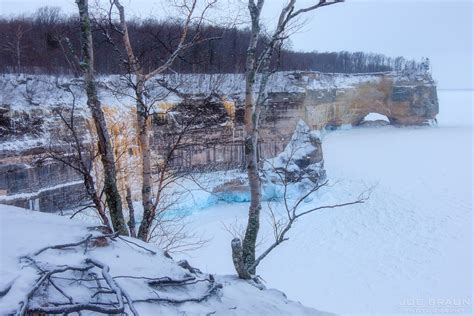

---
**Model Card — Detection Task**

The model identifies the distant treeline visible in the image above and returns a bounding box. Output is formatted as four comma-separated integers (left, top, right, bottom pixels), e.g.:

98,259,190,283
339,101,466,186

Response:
0,7,425,75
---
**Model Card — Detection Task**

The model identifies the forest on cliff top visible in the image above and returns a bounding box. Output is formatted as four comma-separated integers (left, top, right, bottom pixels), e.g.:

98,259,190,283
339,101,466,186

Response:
0,6,426,76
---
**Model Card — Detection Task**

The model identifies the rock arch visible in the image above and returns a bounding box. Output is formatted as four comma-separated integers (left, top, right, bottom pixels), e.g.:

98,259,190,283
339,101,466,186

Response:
302,75,438,129
358,112,391,127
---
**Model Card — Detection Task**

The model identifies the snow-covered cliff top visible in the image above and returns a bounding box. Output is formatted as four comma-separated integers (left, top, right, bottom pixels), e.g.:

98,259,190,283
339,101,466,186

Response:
0,70,435,112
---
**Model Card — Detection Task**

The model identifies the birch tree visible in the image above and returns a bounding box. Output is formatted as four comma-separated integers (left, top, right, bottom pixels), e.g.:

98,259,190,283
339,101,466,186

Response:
109,0,217,241
231,0,344,279
76,0,128,235
1,23,28,72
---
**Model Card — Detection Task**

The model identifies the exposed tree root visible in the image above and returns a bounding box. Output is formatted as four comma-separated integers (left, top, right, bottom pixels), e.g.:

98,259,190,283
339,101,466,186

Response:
13,233,221,315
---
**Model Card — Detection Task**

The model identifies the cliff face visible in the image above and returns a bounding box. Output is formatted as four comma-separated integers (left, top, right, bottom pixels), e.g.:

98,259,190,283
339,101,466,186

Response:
0,70,438,212
158,71,437,170
300,72,438,128
0,162,84,212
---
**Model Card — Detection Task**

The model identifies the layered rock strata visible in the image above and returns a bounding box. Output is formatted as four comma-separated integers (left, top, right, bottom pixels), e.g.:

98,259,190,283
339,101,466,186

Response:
0,70,438,212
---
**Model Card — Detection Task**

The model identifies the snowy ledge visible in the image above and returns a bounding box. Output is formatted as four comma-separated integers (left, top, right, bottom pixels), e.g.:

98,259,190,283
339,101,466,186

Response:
0,70,435,112
0,204,333,315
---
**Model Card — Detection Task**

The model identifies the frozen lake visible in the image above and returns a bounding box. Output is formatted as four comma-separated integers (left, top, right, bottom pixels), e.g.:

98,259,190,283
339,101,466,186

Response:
180,90,473,315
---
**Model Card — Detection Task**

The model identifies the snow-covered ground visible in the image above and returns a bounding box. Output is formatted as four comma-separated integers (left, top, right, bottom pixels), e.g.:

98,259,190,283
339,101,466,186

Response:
0,204,331,315
178,90,473,315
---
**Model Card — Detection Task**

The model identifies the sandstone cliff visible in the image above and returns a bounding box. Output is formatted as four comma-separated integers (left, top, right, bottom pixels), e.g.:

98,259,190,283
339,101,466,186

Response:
0,70,438,212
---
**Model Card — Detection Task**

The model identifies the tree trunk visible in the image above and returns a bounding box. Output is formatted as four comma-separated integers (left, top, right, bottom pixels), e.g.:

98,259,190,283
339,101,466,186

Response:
16,38,21,71
240,73,263,276
232,0,264,279
231,238,251,279
83,171,110,230
136,78,155,241
234,0,344,278
76,0,128,236
126,186,136,238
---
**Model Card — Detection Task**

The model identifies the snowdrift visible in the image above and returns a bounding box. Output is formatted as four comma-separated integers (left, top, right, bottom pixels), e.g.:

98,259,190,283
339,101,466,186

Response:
0,204,331,315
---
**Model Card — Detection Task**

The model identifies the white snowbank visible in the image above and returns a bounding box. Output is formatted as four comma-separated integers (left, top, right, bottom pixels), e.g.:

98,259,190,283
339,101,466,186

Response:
363,112,390,122
0,204,330,315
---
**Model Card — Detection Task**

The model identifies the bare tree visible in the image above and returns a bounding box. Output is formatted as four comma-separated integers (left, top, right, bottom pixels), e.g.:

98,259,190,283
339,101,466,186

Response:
1,22,28,72
108,0,218,241
232,0,344,279
76,0,128,235
34,6,62,26
251,135,369,273
230,118,368,278
46,82,111,230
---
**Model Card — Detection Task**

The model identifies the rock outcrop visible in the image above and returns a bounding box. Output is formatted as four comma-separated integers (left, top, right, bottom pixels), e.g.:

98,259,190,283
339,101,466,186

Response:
0,162,84,212
300,73,438,128
263,120,325,184
213,120,325,202
0,70,438,212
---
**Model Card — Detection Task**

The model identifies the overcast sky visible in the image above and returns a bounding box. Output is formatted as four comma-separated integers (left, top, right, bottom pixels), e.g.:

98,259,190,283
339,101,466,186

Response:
0,0,472,89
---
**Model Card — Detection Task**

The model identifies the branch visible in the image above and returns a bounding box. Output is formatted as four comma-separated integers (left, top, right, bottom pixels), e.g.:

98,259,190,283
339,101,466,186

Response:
30,233,119,257
18,264,94,316
32,234,93,256
17,233,217,315
84,258,126,313
290,0,344,19
133,282,222,304
0,280,13,298
117,236,157,255
295,198,366,219
143,0,198,80
147,275,195,286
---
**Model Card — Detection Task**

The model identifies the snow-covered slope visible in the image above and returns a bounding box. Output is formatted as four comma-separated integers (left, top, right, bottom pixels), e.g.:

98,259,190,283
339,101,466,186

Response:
0,204,332,315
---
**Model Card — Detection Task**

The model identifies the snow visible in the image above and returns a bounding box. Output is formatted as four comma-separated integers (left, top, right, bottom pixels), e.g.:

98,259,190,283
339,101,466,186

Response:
0,136,49,153
306,73,379,90
0,71,420,113
0,204,329,315
363,112,390,122
177,90,473,315
264,120,321,172
0,180,83,202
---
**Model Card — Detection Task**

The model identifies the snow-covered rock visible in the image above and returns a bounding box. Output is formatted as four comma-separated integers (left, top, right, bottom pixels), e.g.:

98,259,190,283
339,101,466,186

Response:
212,120,326,202
0,204,331,315
263,120,326,184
